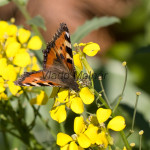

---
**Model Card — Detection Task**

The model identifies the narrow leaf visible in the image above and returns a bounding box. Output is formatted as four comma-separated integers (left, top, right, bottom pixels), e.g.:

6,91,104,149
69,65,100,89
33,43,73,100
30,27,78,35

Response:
27,15,46,31
71,16,120,44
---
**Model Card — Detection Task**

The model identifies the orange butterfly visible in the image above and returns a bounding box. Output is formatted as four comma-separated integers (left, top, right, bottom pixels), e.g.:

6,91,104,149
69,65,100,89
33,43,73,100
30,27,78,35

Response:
15,23,79,91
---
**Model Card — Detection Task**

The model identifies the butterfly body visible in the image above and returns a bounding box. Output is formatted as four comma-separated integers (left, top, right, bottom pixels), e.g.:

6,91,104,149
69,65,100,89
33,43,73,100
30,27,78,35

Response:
15,23,79,91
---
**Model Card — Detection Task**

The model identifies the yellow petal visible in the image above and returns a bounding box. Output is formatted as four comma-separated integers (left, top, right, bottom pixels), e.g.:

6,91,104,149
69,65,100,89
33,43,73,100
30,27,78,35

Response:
0,77,5,93
107,116,126,131
60,144,69,150
0,21,8,38
83,43,100,56
0,92,8,100
74,116,86,135
123,146,127,150
57,132,72,146
7,24,17,36
18,28,31,44
8,81,21,95
71,97,84,114
69,141,78,150
50,105,67,123
27,36,42,50
6,41,21,57
0,86,5,93
96,131,108,148
78,43,86,46
96,108,112,123
3,65,17,81
5,37,17,47
0,58,7,76
73,54,83,70
13,49,31,67
30,91,48,105
57,89,69,103
77,133,91,148
84,124,98,144
79,87,94,105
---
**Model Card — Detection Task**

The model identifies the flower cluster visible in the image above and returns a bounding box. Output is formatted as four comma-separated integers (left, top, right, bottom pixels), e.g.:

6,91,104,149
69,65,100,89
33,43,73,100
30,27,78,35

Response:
49,42,100,123
0,19,42,99
57,108,126,149
50,87,94,123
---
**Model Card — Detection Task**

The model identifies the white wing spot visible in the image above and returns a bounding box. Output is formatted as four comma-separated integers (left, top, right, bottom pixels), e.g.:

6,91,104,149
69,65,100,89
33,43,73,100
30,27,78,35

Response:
66,32,69,38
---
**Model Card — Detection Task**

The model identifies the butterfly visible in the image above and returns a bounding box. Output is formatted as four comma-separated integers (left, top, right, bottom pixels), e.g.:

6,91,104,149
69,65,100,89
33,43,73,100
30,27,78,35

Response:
15,23,79,91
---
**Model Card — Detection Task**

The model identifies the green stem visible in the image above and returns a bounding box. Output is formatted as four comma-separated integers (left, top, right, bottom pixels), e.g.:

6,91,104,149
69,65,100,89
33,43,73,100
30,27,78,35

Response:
12,0,46,47
94,90,109,109
23,90,57,140
99,76,112,109
79,49,94,88
119,130,131,150
139,134,142,150
131,94,140,131
113,65,128,113
2,130,10,150
113,96,122,113
60,122,65,133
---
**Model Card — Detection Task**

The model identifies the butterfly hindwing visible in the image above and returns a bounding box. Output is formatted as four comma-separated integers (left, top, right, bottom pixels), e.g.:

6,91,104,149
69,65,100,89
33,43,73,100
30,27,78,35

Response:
14,71,60,87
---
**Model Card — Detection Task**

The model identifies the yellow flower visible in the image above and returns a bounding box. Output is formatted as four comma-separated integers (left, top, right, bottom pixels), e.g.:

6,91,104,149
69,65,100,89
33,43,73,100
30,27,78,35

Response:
50,105,67,123
74,116,94,148
74,116,86,135
96,108,112,123
78,43,86,46
57,89,69,103
8,81,21,95
79,87,94,104
77,133,91,148
0,58,7,77
6,41,21,57
18,28,31,44
7,24,17,37
83,42,100,56
84,124,98,144
69,141,79,150
0,77,5,93
96,108,126,131
70,97,84,114
13,49,31,67
3,64,17,81
107,116,126,131
57,133,73,146
30,91,48,105
73,54,83,70
0,21,8,40
123,146,127,150
96,131,108,148
27,36,42,50
5,37,17,47
31,56,40,71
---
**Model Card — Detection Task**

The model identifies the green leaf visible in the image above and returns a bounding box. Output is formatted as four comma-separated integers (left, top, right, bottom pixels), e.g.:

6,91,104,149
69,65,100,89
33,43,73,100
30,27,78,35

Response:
71,16,120,44
0,0,10,6
27,15,46,31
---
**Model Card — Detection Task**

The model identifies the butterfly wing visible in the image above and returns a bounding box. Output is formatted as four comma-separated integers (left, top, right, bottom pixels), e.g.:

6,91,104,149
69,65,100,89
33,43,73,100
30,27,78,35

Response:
14,71,59,87
43,23,75,77
15,23,79,91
